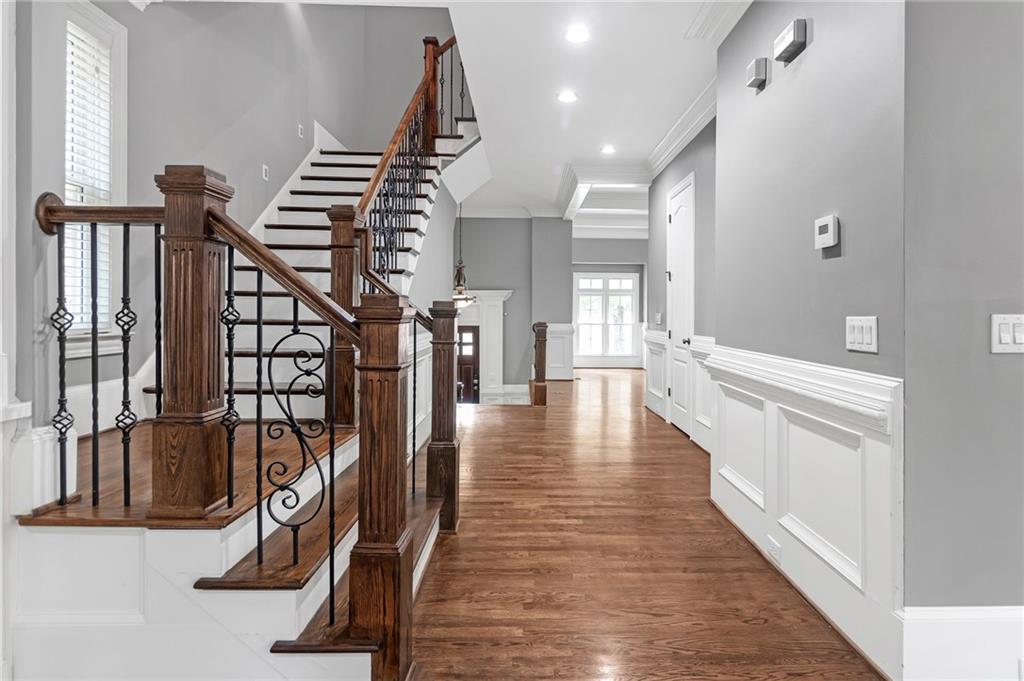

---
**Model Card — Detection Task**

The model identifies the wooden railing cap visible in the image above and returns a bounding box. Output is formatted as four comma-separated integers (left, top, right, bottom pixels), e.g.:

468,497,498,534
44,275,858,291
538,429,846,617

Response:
326,204,366,224
155,165,235,201
354,293,415,323
35,192,64,236
429,300,459,318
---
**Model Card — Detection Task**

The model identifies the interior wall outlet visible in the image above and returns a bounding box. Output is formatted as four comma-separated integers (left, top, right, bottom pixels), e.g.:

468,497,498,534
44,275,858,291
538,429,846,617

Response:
261,164,269,182
846,316,878,353
991,314,1024,354
298,123,304,139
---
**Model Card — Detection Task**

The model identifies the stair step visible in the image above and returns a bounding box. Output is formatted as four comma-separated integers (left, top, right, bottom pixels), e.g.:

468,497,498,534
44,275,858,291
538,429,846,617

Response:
310,161,440,172
300,174,438,189
271,486,442,654
434,134,464,140
279,205,429,217
194,458,359,591
264,224,425,237
291,189,433,204
237,318,330,326
263,243,331,251
233,290,331,298
454,116,477,123
318,149,456,161
235,265,330,273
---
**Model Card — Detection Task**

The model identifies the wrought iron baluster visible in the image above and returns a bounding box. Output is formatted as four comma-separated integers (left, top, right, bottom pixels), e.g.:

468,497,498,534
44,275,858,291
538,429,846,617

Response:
438,53,445,137
327,327,337,625
449,46,454,135
460,56,466,118
412,325,417,497
115,224,139,506
153,223,163,415
220,246,241,508
50,226,74,506
255,270,265,564
90,222,100,507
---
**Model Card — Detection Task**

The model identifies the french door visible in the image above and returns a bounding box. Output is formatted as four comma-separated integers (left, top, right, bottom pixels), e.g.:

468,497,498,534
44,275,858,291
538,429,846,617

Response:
573,273,641,368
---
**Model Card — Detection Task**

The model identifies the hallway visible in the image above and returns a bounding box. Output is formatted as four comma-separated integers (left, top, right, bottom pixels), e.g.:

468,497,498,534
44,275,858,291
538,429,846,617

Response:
412,369,880,680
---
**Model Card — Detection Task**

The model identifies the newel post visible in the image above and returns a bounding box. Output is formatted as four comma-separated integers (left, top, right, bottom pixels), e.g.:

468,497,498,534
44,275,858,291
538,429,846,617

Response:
427,300,460,532
423,36,440,153
327,205,362,429
349,293,415,681
148,166,234,519
530,322,548,407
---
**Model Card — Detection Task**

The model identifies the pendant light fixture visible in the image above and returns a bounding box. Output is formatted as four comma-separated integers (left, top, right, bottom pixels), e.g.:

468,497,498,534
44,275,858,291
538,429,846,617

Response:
452,203,476,308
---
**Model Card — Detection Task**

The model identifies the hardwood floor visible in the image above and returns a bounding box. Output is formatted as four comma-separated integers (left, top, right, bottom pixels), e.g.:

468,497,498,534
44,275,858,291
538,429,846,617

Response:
412,369,880,681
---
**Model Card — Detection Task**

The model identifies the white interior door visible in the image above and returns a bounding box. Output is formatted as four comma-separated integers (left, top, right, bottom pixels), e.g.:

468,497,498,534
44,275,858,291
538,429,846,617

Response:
666,175,695,435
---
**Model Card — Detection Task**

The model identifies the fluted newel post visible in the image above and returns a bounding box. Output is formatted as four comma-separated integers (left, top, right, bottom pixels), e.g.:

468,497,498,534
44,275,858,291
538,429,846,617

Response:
327,205,361,429
148,166,233,519
423,36,439,153
427,300,460,533
530,322,548,407
349,293,414,681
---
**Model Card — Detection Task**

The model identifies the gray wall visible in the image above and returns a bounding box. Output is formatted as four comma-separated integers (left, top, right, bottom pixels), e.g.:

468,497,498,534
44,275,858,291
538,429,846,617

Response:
648,119,717,336
530,217,572,325
572,238,648,266
15,2,450,402
361,6,454,148
408,184,456,312
716,2,905,375
457,218,533,384
903,0,1024,606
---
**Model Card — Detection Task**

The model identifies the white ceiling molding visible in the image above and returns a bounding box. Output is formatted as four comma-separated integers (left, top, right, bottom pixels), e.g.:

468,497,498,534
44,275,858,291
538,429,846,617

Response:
129,0,161,11
684,1,752,42
559,163,651,221
647,78,717,178
573,226,649,240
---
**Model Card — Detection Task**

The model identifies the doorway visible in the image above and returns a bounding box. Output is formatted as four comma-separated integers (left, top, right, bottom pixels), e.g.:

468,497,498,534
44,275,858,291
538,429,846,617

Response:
457,326,480,404
666,174,695,435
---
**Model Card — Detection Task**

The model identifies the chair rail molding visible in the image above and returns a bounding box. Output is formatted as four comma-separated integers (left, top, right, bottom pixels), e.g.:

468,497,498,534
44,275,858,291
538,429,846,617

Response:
456,289,513,399
703,345,904,679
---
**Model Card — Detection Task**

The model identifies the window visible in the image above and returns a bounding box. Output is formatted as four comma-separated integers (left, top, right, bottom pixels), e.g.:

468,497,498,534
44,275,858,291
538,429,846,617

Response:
573,273,641,364
62,6,125,339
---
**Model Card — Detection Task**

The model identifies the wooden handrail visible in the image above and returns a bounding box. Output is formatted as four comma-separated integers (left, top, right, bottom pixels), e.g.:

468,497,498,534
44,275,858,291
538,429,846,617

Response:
357,73,431,215
207,207,360,345
436,35,457,56
353,225,433,332
35,192,164,235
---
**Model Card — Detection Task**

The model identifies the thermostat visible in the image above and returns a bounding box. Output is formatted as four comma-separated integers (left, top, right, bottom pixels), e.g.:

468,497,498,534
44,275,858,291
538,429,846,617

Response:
814,214,838,249
773,19,807,63
746,58,767,90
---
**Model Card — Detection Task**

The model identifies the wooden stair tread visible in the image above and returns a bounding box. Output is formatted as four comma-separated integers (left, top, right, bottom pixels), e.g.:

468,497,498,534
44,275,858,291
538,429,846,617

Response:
310,161,439,171
232,290,331,298
279,205,428,217
291,189,433,203
434,134,464,140
271,473,442,654
236,318,330,326
263,243,330,251
194,459,360,591
454,116,477,123
299,175,438,189
265,224,424,236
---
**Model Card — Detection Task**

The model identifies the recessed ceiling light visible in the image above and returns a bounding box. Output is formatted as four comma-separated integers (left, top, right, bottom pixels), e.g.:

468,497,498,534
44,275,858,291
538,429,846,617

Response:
565,24,590,44
601,144,616,155
557,90,578,103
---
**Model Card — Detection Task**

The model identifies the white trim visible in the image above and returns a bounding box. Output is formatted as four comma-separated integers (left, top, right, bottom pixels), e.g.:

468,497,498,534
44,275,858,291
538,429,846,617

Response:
0,0,15,407
573,272,642,367
544,323,574,381
642,329,669,418
457,290,513,397
902,606,1024,681
65,331,129,359
648,79,717,177
571,226,649,240
706,345,904,678
683,1,752,42
665,173,696,434
689,335,716,451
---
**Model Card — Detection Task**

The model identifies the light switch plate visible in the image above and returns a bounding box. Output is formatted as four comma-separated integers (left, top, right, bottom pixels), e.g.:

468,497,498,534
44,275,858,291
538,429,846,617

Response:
261,164,269,182
991,314,1024,353
846,316,878,353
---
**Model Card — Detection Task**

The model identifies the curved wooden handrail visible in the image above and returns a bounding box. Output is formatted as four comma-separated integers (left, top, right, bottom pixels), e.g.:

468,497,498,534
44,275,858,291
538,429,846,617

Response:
353,225,433,332
357,73,431,216
436,35,457,56
207,207,360,345
35,192,164,236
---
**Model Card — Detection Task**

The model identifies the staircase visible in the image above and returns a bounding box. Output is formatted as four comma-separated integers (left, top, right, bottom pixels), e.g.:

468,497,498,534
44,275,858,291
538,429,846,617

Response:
16,35,475,681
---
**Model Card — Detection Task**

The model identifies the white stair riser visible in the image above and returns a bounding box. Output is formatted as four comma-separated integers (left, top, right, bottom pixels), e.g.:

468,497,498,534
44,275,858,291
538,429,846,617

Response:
456,120,479,140
289,193,432,213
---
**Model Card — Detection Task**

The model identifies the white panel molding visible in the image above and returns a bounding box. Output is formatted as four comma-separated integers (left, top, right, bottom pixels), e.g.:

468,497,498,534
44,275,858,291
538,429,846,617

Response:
643,329,668,418
690,335,716,451
458,289,513,396
706,345,904,679
902,606,1024,681
717,381,766,510
648,79,717,177
545,323,574,381
704,346,900,435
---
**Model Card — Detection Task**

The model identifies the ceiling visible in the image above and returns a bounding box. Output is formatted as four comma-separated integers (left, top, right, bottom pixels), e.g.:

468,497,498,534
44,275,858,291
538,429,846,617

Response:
449,1,748,221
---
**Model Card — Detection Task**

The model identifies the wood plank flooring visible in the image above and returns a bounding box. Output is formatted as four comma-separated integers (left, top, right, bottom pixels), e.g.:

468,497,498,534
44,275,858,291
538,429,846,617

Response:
411,369,880,681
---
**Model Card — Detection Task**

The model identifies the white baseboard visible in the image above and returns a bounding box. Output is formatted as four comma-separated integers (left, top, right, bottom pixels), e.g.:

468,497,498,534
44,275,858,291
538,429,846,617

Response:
903,606,1024,680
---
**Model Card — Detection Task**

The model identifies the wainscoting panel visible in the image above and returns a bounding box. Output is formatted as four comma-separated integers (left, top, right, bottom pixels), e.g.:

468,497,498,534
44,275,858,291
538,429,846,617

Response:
546,323,574,381
690,335,715,452
705,346,904,679
642,330,668,418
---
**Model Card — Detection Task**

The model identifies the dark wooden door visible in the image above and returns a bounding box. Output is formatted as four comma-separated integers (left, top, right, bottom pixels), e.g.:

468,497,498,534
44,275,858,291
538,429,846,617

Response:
457,326,480,404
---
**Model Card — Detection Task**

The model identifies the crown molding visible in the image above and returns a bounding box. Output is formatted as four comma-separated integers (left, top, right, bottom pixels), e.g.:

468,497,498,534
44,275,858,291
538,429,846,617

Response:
572,226,649,240
647,78,717,178
558,163,652,221
684,1,751,43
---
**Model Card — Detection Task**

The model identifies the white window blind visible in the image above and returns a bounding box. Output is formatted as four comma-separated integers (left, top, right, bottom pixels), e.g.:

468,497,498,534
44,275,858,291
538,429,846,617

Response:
64,20,112,332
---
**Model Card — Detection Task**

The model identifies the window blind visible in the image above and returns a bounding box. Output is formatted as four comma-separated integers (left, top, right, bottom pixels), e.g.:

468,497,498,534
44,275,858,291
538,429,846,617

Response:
64,20,112,332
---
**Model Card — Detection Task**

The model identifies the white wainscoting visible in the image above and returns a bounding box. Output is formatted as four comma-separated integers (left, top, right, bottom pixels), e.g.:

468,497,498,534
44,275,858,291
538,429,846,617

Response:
545,323,574,381
902,606,1024,680
689,335,715,452
704,346,904,679
642,329,668,418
